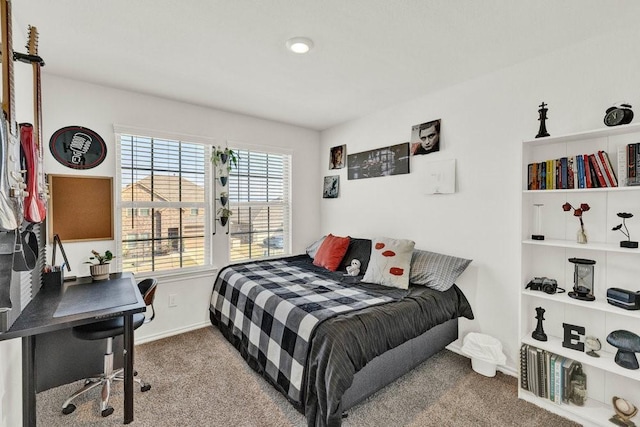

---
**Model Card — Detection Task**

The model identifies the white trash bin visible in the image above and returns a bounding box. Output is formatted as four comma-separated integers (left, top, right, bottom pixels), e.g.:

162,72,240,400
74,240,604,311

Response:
461,332,507,377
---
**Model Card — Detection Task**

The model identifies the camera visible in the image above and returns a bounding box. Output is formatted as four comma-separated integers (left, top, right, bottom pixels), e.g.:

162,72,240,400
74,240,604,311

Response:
526,277,563,294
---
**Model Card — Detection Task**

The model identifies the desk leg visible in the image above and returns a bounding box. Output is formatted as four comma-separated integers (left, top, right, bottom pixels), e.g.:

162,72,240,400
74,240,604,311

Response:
22,335,36,427
123,313,134,424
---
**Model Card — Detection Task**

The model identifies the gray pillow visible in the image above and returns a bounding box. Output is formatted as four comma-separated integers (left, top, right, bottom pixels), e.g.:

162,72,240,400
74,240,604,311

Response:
306,236,326,259
410,250,471,291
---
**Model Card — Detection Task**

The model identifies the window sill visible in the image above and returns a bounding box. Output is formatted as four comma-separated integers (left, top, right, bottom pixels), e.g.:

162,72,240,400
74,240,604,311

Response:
132,266,218,283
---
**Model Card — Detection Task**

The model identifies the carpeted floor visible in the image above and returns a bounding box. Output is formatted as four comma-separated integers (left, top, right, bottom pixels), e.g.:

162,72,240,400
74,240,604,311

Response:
36,327,580,426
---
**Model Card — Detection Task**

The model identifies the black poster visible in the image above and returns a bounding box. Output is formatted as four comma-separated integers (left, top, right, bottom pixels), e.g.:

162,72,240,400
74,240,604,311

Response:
49,126,107,169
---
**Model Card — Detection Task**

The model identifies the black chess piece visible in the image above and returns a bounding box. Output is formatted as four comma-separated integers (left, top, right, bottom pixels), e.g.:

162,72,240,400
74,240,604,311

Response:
532,307,548,341
536,102,550,138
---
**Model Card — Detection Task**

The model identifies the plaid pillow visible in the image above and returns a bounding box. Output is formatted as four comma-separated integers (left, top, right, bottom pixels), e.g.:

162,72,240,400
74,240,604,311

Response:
410,250,471,291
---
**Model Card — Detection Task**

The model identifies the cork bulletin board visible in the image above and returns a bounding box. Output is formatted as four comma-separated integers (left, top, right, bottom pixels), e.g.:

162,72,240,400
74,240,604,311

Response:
48,175,113,242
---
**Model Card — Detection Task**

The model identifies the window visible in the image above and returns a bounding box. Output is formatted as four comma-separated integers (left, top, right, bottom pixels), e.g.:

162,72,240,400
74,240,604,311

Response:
228,149,290,261
117,134,211,274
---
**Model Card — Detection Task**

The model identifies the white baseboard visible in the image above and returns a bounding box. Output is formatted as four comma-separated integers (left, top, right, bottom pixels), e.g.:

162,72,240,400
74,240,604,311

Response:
135,321,211,346
446,342,517,377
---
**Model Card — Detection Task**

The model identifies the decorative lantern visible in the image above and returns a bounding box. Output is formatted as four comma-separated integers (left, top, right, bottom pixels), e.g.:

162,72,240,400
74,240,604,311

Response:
568,258,596,301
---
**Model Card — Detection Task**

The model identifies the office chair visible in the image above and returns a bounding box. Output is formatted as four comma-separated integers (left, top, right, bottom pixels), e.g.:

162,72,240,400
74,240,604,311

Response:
62,278,158,417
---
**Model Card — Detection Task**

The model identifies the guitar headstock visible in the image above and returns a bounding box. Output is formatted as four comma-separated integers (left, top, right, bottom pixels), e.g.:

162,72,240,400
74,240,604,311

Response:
27,25,38,55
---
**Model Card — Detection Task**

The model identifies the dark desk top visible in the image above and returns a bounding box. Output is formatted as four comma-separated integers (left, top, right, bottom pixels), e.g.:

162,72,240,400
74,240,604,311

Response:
0,272,146,341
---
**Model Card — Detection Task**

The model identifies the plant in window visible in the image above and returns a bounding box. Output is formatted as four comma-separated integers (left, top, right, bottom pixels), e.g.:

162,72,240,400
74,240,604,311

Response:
562,202,590,244
612,212,638,248
219,191,228,207
217,207,233,227
211,146,238,171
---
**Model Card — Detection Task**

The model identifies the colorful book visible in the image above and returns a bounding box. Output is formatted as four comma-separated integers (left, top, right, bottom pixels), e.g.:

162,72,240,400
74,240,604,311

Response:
540,161,546,190
560,157,568,189
595,152,612,187
547,160,554,189
576,154,585,188
584,154,593,188
599,150,617,187
549,354,556,402
554,356,565,404
561,358,575,403
567,156,575,189
556,159,562,190
590,154,607,187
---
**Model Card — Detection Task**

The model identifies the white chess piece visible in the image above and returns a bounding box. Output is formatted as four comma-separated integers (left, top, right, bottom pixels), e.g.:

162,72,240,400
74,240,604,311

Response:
345,259,361,276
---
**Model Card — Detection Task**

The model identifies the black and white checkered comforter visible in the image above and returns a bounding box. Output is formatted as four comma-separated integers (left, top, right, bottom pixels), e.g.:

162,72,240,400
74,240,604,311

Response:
209,258,395,404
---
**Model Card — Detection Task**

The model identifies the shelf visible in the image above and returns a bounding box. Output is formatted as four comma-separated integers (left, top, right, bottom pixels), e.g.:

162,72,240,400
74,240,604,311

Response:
519,389,611,427
524,186,640,194
522,289,640,319
522,335,640,381
522,238,640,254
523,123,640,146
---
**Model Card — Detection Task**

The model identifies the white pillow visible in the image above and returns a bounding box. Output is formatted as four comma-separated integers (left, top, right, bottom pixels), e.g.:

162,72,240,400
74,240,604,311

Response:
363,237,415,289
305,236,326,259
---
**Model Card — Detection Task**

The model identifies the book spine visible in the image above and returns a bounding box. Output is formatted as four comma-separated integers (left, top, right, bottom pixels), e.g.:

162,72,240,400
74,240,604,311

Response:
618,145,628,187
567,156,575,189
576,155,585,188
556,159,562,190
532,163,538,189
537,348,546,398
589,154,605,187
540,162,546,190
595,152,612,187
628,143,638,185
549,354,556,402
600,150,618,187
584,154,593,188
560,157,568,189
547,160,554,190
520,344,529,391
555,356,564,404
637,143,640,185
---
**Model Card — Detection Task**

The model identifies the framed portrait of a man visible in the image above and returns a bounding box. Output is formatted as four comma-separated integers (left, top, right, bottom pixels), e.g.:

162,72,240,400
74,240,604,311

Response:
329,145,346,169
410,119,441,156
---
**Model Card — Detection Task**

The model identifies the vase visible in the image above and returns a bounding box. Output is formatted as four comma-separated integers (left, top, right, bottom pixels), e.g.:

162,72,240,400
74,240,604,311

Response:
220,216,229,227
219,176,228,186
90,264,110,281
577,227,588,244
220,196,228,206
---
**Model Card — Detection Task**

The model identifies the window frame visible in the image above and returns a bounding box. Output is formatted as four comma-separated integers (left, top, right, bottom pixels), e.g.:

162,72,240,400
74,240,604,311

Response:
114,125,215,276
226,143,292,263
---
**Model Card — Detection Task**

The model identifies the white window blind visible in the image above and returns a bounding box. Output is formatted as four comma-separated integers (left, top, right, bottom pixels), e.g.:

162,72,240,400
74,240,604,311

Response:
118,134,211,273
228,149,291,261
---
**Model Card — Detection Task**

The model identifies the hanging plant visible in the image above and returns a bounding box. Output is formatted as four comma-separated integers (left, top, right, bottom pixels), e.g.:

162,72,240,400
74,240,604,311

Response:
211,146,238,171
220,192,228,207
218,207,232,227
219,176,228,186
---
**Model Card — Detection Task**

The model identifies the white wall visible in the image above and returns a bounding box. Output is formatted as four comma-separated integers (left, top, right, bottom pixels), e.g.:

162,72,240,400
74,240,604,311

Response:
0,75,320,426
319,27,640,374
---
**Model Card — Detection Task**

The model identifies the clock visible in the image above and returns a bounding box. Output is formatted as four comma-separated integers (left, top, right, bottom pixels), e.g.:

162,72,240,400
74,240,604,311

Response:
604,103,634,127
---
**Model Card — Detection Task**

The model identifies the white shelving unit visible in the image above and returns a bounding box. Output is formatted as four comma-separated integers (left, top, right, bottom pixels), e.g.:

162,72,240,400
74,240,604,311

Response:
519,123,640,426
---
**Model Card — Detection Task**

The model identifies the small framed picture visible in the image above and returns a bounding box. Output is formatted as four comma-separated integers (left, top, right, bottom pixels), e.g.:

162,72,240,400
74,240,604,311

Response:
410,119,441,155
329,145,346,169
323,176,339,198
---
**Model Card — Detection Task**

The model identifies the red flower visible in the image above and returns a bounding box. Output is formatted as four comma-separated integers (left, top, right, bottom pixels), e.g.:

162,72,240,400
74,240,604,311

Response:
382,250,396,257
389,267,404,276
375,242,385,250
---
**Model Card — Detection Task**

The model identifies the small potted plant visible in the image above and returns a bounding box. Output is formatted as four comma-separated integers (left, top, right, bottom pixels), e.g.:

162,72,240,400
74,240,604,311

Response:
219,191,228,207
217,207,233,227
211,146,238,171
86,250,114,281
612,212,638,248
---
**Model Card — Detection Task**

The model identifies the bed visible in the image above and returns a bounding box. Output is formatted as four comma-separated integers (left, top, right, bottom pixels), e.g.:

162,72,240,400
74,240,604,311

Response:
209,237,474,427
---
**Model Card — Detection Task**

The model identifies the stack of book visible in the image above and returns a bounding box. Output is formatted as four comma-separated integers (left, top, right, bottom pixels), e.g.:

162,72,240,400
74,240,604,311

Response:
527,151,618,190
520,344,585,405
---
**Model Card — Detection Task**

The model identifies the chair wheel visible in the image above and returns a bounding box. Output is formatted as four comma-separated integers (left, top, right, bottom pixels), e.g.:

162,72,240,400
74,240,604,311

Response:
141,383,151,392
62,404,76,415
101,406,114,417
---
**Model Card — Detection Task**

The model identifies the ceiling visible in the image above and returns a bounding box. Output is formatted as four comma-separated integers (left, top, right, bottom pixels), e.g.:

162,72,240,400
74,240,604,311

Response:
12,1,640,131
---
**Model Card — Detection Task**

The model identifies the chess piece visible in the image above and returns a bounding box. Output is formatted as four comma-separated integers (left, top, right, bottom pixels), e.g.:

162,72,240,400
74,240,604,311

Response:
536,102,550,138
532,307,547,341
345,259,361,276
610,396,638,427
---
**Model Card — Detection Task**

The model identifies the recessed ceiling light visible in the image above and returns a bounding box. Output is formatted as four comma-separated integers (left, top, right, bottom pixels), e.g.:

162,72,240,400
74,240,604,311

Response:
286,37,314,54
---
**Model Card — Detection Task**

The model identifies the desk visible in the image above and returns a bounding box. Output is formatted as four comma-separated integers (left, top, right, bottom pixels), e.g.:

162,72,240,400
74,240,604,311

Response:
0,273,146,426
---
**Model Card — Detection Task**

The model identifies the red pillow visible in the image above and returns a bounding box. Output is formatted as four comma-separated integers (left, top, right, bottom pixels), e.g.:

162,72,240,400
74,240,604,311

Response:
313,234,350,271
